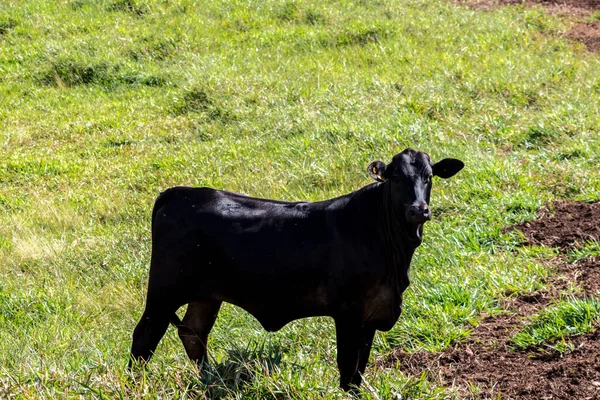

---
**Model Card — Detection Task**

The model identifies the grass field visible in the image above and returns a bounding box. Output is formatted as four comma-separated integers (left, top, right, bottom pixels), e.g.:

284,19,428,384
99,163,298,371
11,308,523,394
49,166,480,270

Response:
1,0,599,398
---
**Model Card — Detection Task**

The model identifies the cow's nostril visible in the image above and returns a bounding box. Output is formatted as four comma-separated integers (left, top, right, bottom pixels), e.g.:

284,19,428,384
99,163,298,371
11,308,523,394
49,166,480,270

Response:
407,205,431,222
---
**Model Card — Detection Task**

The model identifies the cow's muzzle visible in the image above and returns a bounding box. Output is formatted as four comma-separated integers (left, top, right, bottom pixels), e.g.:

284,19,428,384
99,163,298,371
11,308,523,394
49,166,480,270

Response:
406,204,431,223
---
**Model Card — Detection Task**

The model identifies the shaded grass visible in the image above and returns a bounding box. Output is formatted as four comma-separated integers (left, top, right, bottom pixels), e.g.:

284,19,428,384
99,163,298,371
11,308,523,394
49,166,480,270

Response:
0,17,17,35
38,58,169,88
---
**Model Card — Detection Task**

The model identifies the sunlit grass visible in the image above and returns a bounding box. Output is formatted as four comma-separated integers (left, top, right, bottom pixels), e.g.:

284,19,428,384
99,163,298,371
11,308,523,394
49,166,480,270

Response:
511,297,600,353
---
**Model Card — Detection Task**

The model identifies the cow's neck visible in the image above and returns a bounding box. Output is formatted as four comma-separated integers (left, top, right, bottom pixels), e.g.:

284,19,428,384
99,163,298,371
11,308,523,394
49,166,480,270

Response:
379,182,422,290
380,182,423,249
344,182,421,276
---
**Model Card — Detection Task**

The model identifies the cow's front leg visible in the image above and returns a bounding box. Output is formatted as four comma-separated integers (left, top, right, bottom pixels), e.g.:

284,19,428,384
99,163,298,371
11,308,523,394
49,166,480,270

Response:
334,319,362,393
349,326,376,388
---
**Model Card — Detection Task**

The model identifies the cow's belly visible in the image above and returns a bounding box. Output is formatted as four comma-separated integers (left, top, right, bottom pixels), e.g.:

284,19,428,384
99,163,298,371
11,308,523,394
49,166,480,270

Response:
253,306,329,332
235,300,329,332
219,284,330,332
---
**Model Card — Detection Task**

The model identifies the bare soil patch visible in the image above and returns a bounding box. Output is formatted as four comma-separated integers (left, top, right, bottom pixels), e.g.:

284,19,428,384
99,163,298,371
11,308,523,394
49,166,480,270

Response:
532,0,600,12
464,0,600,12
459,0,600,52
559,256,600,295
513,200,600,295
567,21,600,52
513,201,600,250
462,0,600,13
378,201,600,399
380,322,600,399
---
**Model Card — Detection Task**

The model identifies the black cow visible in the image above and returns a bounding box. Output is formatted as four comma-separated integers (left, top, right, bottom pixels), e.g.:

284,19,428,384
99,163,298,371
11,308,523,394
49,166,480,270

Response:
130,148,464,392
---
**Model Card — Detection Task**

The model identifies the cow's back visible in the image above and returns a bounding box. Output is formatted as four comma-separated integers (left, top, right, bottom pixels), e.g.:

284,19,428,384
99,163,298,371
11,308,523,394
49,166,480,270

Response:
149,187,346,322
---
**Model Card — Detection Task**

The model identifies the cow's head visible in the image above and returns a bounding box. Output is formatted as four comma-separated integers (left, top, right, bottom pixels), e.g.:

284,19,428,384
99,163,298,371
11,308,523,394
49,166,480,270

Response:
368,148,464,224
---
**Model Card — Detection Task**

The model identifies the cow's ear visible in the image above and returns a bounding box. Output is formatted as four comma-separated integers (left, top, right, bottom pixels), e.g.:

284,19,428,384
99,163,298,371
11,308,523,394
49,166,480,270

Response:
432,158,464,179
368,161,387,182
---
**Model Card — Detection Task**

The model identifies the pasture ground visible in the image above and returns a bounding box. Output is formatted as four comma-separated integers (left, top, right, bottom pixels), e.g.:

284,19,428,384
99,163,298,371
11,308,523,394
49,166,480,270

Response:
380,201,600,399
0,0,599,398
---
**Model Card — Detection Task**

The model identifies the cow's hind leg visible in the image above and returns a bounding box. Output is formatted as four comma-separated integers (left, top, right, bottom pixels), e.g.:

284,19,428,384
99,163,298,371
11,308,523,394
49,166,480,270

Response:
130,305,174,367
177,299,222,366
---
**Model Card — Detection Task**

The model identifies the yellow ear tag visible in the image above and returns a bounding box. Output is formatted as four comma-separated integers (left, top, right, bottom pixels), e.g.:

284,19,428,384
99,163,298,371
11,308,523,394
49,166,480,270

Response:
372,167,377,174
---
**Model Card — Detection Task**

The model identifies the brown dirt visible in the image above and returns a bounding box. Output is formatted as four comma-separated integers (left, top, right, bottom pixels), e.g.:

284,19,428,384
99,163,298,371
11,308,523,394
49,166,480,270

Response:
458,0,600,52
378,201,600,399
558,256,600,295
512,201,600,250
530,0,600,12
462,0,600,13
567,21,600,52
379,324,600,399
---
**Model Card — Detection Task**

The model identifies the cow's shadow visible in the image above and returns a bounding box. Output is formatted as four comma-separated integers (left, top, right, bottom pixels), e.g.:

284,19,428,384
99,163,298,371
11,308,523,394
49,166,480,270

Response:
195,339,290,398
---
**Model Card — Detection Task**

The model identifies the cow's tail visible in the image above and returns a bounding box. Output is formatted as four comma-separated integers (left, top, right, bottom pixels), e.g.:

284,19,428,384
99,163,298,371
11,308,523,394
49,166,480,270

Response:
151,188,176,229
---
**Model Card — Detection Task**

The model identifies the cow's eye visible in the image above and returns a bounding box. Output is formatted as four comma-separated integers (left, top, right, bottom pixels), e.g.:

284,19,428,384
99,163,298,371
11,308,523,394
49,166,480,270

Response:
425,174,433,184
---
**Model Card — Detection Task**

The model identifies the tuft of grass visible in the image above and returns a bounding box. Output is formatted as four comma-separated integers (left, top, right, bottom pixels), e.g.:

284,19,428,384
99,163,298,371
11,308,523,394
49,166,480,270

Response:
173,87,214,115
335,25,389,46
172,86,235,123
566,240,600,262
588,11,600,21
0,17,17,35
38,58,169,88
517,123,566,149
511,297,600,352
106,0,150,16
276,2,325,25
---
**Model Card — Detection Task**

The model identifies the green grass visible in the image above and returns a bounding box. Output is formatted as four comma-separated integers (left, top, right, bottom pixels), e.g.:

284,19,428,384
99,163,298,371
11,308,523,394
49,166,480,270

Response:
511,297,600,353
588,11,600,21
0,0,599,398
566,240,600,263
